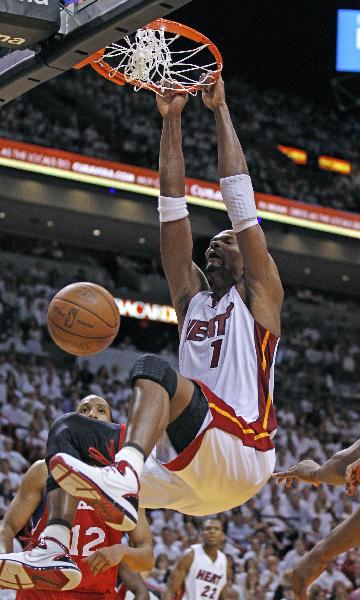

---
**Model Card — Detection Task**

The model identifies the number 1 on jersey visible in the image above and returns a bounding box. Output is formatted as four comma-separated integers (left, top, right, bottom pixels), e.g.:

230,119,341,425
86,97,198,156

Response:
210,339,223,368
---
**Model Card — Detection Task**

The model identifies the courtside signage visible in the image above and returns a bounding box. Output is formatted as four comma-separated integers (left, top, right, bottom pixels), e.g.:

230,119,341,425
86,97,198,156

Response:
115,297,177,324
0,35,26,45
0,138,359,239
0,0,59,49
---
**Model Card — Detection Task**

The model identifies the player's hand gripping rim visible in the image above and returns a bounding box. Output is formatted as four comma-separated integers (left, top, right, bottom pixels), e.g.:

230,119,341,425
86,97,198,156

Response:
156,79,188,117
200,74,226,111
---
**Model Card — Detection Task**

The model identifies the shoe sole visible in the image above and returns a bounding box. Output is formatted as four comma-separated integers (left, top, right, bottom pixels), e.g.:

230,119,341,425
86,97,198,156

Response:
0,559,81,591
49,455,137,532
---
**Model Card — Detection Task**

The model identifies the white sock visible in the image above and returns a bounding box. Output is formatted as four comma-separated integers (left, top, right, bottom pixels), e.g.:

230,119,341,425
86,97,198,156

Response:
41,525,71,550
115,446,144,478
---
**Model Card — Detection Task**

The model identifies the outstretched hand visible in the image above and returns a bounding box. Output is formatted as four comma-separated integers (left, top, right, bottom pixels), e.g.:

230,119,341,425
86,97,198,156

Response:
345,458,360,495
156,83,188,118
201,75,226,111
273,460,321,488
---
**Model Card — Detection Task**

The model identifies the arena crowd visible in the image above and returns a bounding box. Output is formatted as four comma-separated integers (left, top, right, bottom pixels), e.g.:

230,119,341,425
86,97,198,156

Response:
0,71,359,214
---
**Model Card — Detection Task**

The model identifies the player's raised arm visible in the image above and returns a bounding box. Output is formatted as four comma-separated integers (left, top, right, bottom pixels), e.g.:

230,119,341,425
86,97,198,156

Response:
0,460,47,553
156,90,209,334
202,77,283,336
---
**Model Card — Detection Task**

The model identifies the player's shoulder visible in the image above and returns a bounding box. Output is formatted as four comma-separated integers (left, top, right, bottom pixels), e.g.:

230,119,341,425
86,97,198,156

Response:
179,545,196,567
18,459,47,496
32,459,46,469
193,289,211,299
26,460,47,482
190,543,202,551
188,290,212,307
186,543,201,560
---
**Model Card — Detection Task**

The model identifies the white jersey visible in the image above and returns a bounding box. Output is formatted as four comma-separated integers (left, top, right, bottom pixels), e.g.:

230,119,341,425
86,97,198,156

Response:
179,285,279,423
140,286,278,515
183,544,227,600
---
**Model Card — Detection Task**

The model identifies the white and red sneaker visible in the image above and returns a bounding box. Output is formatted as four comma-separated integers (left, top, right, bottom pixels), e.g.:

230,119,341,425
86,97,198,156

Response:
0,537,81,591
49,453,139,531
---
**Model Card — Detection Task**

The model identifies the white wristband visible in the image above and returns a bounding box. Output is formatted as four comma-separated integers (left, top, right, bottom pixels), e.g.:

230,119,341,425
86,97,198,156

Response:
158,196,189,223
220,174,258,233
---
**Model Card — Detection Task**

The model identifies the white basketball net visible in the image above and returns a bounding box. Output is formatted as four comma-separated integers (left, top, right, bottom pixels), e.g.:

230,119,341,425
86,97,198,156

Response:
96,28,220,94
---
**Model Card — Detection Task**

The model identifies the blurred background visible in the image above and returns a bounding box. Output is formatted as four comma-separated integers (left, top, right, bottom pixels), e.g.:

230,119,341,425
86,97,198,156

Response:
0,1,359,598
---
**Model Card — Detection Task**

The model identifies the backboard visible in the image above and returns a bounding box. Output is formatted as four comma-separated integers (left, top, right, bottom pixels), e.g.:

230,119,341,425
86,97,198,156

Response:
0,0,191,105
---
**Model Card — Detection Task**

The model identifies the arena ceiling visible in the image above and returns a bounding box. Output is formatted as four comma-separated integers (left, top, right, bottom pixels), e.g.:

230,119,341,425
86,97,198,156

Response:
173,0,360,106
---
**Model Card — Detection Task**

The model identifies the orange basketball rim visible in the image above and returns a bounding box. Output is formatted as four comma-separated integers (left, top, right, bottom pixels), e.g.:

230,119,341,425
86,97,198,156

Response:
75,18,223,95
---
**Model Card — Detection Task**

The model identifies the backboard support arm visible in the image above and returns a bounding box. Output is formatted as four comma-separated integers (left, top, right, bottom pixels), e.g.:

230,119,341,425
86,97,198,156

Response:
0,0,191,106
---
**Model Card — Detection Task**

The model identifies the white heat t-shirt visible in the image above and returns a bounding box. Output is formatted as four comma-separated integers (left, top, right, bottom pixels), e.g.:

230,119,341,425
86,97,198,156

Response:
183,544,227,600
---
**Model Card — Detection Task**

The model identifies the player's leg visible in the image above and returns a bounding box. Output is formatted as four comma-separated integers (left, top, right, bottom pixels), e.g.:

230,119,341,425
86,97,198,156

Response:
50,355,207,529
0,486,82,592
46,411,123,527
124,354,197,456
41,488,78,550
0,414,122,593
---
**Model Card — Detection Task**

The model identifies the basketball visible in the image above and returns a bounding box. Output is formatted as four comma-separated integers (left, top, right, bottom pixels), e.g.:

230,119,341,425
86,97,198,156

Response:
47,282,120,356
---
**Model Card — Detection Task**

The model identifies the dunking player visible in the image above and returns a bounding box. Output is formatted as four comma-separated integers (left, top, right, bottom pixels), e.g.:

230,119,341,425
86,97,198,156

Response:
164,519,229,600
0,396,153,597
0,77,283,589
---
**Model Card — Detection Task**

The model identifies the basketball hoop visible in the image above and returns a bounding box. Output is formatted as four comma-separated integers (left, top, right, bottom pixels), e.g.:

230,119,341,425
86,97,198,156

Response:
75,18,223,95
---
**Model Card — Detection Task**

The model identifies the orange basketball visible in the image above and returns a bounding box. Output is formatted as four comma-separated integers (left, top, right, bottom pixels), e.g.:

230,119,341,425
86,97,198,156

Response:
47,282,120,356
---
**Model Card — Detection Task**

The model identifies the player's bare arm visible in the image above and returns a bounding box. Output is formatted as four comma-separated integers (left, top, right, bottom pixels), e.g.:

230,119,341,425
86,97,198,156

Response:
119,561,150,600
202,77,283,336
163,547,194,600
85,508,153,574
274,439,360,488
218,556,234,599
290,506,360,600
126,507,154,570
157,89,209,334
0,460,47,553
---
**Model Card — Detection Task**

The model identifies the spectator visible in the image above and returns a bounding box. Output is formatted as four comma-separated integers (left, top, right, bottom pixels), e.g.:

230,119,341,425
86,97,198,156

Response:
0,438,28,473
0,71,359,212
312,561,353,594
153,527,182,564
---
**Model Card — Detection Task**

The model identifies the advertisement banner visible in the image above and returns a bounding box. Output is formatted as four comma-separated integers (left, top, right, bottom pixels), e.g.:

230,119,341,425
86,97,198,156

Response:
0,138,359,238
